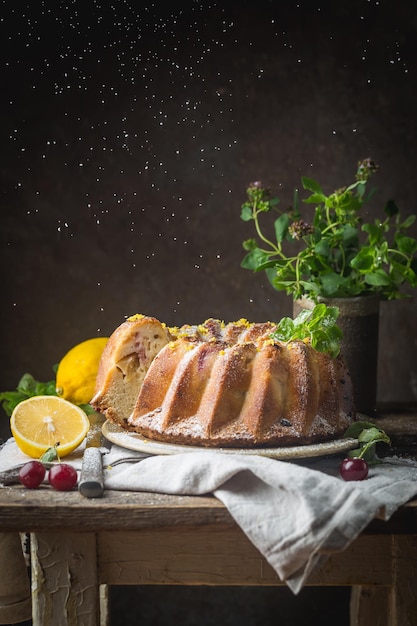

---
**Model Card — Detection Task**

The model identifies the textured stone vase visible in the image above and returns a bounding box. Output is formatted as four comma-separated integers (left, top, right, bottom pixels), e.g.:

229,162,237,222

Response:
293,295,380,417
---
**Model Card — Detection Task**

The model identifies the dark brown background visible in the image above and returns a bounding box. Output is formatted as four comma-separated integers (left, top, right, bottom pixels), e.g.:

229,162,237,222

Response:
1,1,416,623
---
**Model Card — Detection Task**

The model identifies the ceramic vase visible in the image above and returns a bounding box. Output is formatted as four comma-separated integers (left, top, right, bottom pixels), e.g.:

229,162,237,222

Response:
293,294,380,417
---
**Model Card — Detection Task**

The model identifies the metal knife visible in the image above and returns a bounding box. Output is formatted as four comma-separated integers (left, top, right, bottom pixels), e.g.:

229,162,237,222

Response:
78,412,111,498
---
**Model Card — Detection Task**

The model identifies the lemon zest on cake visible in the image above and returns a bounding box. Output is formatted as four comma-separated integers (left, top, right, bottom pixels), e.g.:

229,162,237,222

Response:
127,313,145,322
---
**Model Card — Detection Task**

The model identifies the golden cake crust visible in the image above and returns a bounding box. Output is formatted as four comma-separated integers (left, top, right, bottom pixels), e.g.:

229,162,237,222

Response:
92,315,356,448
128,335,355,447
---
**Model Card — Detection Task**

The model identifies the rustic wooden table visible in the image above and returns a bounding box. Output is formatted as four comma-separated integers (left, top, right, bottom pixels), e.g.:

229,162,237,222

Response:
0,407,416,626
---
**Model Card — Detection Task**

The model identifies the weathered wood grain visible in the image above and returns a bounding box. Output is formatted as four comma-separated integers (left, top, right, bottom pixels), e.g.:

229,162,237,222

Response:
97,527,393,587
389,535,417,625
350,535,417,626
0,486,416,533
0,487,231,532
31,532,99,626
0,532,32,623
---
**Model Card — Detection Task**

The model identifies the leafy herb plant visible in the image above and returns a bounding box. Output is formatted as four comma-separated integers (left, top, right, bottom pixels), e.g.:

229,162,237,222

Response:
241,159,417,301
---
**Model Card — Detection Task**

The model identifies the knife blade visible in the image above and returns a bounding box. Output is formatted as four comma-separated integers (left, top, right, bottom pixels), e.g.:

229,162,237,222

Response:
78,412,111,498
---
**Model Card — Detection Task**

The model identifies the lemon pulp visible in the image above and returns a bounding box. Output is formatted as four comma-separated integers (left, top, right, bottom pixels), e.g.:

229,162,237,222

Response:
11,395,90,458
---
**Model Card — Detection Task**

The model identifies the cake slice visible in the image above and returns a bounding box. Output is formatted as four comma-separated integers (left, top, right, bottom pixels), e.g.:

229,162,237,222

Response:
90,314,174,428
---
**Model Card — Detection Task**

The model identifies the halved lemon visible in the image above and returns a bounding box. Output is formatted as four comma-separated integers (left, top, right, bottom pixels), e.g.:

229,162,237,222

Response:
10,395,90,459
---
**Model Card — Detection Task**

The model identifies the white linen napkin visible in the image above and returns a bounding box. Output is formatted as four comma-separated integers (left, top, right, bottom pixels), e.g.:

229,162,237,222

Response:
0,438,147,474
103,450,417,592
1,438,417,593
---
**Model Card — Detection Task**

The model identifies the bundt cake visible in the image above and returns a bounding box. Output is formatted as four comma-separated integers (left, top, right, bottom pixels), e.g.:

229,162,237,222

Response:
91,314,356,448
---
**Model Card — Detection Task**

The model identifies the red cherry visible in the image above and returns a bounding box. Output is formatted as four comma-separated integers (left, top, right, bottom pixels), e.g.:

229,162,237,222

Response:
19,461,46,488
48,464,78,491
339,457,369,481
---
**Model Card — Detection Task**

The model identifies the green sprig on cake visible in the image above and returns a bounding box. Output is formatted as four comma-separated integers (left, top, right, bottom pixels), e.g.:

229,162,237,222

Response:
270,303,342,358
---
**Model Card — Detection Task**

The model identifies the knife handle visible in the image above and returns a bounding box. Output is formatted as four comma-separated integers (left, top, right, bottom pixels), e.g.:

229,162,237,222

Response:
79,447,104,498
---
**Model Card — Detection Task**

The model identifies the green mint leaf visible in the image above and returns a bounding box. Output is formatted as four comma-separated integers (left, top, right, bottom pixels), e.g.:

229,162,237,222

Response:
364,269,391,286
319,272,349,295
342,225,359,246
304,192,327,204
272,317,295,341
396,233,417,256
79,403,96,415
344,422,391,464
358,427,391,446
0,391,27,417
274,213,290,243
314,239,330,257
241,248,269,270
344,420,378,438
242,238,258,251
311,303,339,328
1,372,58,417
16,373,38,394
40,445,61,463
240,205,253,222
292,308,312,327
270,303,342,357
400,214,416,230
301,176,323,194
350,247,375,271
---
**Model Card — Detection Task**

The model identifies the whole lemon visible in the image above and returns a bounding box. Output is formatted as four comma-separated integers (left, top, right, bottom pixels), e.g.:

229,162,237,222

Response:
56,337,108,405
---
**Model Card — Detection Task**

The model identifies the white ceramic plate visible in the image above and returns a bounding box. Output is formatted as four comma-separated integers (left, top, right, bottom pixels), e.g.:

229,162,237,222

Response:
102,420,358,460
